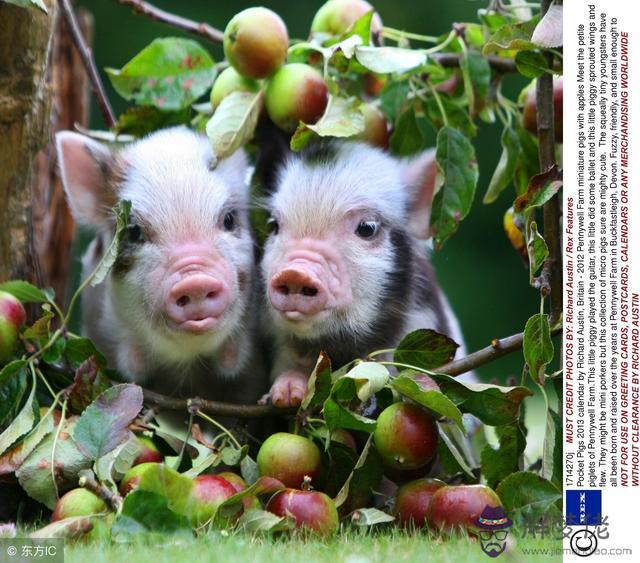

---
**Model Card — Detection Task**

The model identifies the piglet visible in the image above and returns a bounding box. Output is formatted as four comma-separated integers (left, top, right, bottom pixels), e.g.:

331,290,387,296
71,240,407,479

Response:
56,127,265,405
260,142,469,407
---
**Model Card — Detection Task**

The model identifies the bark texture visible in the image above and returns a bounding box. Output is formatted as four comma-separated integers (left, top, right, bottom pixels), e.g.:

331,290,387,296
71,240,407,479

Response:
0,0,56,283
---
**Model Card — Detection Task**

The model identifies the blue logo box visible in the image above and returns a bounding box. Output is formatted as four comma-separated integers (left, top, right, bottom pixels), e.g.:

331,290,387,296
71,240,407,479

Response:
566,490,602,526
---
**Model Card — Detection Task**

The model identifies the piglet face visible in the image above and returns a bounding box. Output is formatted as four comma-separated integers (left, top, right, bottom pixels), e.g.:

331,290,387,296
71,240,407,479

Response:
262,143,414,340
57,128,253,362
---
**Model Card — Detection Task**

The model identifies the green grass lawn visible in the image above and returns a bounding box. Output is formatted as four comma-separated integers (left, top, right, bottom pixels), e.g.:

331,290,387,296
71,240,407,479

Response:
65,530,562,563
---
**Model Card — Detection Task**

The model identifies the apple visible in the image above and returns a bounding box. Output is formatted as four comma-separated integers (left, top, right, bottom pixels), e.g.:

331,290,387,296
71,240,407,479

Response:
522,77,563,143
265,63,328,131
427,484,503,533
52,488,107,521
0,290,26,362
331,429,358,452
216,471,260,509
257,432,322,489
393,478,446,527
266,489,339,536
118,462,159,496
210,67,261,109
189,474,238,527
132,435,163,466
374,402,438,473
357,103,389,148
223,7,288,79
503,207,527,261
311,0,383,36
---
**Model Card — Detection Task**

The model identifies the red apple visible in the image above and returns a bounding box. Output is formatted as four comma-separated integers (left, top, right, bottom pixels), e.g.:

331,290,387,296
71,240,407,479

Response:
132,435,163,466
0,290,26,362
266,489,339,536
189,474,238,527
427,484,503,533
216,471,260,509
52,488,107,521
223,7,288,79
523,77,563,143
265,63,329,131
393,478,446,528
118,462,160,496
374,402,438,473
331,429,357,452
257,432,322,489
210,67,261,109
357,103,389,148
311,0,383,36
504,207,528,261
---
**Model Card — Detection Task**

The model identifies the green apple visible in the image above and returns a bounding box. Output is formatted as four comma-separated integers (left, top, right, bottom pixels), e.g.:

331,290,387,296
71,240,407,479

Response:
311,0,383,36
257,432,322,489
210,67,261,109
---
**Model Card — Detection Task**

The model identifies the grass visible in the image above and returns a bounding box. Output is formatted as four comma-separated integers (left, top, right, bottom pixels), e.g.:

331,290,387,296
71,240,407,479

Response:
65,529,562,563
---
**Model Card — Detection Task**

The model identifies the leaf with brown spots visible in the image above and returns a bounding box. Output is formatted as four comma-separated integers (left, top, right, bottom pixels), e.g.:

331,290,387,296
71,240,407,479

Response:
514,165,562,213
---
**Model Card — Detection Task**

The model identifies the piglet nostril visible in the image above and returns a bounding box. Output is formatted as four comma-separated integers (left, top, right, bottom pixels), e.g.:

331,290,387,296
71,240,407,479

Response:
206,291,217,300
176,295,190,307
301,286,318,297
276,285,290,296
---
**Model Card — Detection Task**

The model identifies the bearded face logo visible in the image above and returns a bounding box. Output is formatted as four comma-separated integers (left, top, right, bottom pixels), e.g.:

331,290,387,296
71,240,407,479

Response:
474,506,513,558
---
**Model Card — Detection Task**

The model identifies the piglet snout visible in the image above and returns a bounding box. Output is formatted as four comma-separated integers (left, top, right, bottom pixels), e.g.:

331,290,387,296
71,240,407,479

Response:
165,273,229,333
269,267,328,317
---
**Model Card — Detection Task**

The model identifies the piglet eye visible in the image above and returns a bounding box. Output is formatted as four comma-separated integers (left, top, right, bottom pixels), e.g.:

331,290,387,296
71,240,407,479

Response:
223,211,236,231
127,224,146,243
355,220,379,239
266,217,279,235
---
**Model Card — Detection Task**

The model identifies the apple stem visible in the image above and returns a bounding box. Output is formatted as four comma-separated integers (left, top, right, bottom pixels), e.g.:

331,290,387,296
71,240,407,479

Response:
78,470,123,512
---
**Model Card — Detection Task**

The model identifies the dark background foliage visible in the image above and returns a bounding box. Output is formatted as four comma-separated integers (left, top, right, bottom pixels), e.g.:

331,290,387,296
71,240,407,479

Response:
75,0,536,381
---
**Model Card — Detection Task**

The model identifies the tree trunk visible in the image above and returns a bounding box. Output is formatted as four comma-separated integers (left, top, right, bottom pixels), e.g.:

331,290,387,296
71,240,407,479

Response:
0,0,56,283
31,8,93,307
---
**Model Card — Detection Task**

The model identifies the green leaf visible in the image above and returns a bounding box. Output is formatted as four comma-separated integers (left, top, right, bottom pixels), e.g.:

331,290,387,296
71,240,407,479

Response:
0,403,55,475
24,311,54,341
527,221,549,283
67,357,110,414
379,80,410,123
483,126,521,204
95,432,142,487
135,463,196,518
514,165,563,212
430,127,479,250
496,471,562,521
389,106,424,156
515,51,552,78
3,0,47,13
218,476,285,520
323,397,377,433
240,455,260,485
73,384,144,460
0,280,50,303
351,508,395,526
429,373,533,426
459,51,491,116
543,409,563,489
481,422,526,489
343,362,389,402
115,105,191,137
483,18,540,56
334,436,383,509
65,338,107,369
0,362,28,428
206,90,263,159
394,329,459,370
437,422,475,478
89,201,131,287
17,420,92,509
523,313,554,382
424,96,477,138
301,352,333,410
0,371,36,456
391,375,464,430
106,38,215,110
236,508,288,533
355,46,426,74
111,490,192,543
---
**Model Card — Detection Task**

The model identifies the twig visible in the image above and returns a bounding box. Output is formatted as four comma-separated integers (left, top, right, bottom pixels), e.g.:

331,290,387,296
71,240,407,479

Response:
536,0,562,324
432,53,517,73
59,0,116,128
434,326,562,377
118,0,224,43
78,470,122,512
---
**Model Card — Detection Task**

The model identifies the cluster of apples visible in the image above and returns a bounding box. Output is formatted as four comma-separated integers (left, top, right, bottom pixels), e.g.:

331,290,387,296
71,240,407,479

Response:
212,0,389,147
0,291,26,363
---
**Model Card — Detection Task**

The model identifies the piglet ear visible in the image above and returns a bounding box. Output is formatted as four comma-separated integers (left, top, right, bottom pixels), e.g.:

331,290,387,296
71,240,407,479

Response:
402,148,438,240
216,148,251,201
55,131,116,225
